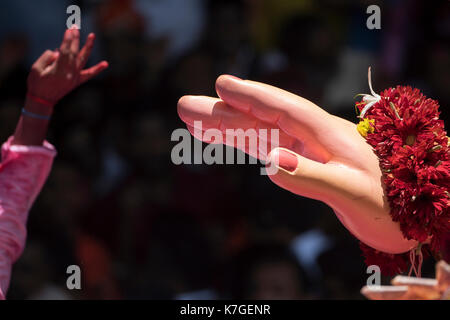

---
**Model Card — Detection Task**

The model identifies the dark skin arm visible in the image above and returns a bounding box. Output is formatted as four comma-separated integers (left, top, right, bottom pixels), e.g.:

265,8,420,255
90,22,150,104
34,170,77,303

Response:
12,27,108,146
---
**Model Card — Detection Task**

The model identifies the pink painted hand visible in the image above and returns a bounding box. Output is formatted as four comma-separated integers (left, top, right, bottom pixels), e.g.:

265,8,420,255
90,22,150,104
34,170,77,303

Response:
177,75,418,254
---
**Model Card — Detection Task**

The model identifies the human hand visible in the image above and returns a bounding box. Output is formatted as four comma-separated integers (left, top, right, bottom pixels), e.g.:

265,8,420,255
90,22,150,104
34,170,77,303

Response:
12,28,108,147
26,27,108,108
177,75,418,254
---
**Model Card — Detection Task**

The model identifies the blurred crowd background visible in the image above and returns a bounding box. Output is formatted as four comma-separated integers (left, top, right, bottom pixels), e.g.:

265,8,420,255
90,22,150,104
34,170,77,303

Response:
0,0,448,299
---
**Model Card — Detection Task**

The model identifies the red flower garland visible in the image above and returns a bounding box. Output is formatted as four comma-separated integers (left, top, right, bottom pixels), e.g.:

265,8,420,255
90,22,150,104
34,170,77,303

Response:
359,242,409,276
356,83,449,276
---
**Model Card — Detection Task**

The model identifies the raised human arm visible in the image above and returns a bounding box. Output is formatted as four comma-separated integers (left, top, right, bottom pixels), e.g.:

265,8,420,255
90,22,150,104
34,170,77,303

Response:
0,27,107,299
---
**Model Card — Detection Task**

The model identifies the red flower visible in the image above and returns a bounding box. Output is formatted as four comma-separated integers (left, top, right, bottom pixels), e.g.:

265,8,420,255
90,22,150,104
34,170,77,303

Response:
360,242,409,276
356,84,449,275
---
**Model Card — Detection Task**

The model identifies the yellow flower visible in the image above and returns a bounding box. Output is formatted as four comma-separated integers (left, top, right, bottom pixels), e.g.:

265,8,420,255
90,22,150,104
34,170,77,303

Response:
357,118,375,138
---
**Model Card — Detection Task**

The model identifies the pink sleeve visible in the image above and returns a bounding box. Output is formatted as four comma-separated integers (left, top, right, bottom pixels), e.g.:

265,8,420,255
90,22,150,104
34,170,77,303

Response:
0,137,56,299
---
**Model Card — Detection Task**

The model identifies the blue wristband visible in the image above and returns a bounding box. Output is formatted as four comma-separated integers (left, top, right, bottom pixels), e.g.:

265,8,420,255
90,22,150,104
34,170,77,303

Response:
21,108,52,120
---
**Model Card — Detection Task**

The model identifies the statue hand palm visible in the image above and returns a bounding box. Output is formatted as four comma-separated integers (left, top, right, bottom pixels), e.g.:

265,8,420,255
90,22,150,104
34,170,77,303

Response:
178,75,418,254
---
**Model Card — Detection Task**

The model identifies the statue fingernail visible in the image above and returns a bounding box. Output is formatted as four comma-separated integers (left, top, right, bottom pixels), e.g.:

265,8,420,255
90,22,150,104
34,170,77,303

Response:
276,149,298,173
